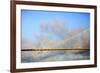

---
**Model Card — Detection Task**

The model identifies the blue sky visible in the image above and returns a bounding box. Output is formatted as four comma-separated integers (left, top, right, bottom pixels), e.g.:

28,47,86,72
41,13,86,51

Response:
21,10,90,41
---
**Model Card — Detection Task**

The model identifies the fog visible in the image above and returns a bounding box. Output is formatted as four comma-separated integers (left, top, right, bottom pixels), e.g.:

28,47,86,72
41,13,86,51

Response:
21,20,90,63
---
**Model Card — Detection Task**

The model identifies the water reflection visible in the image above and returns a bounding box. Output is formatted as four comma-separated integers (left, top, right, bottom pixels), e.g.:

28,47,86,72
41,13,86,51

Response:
21,50,90,63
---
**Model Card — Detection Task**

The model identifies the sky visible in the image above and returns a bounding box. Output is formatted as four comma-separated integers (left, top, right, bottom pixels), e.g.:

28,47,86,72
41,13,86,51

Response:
21,10,90,41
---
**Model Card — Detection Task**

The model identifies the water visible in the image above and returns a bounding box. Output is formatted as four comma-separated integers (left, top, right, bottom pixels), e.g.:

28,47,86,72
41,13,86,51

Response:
21,50,90,63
